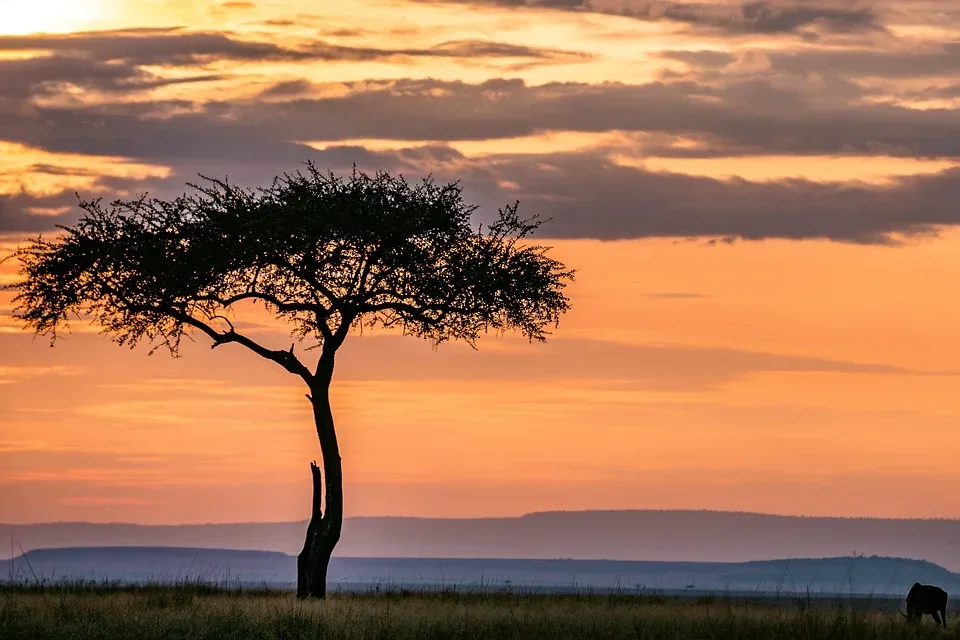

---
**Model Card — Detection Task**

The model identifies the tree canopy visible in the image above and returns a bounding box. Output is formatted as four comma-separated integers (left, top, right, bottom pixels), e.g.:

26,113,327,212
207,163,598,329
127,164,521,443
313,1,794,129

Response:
7,164,575,385
5,163,576,599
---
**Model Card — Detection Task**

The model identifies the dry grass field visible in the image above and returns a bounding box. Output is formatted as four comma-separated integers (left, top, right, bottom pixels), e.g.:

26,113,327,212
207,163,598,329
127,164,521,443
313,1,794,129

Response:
1,583,958,640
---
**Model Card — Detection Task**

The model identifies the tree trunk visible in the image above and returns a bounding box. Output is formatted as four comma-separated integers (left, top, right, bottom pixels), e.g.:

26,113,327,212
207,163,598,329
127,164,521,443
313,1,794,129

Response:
296,357,343,600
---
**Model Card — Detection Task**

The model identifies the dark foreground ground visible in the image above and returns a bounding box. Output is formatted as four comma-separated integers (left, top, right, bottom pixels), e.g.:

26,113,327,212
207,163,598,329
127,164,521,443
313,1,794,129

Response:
1,583,957,640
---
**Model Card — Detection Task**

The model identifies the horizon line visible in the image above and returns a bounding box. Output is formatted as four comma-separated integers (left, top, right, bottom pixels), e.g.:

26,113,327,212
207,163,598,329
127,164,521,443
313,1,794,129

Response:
5,508,960,527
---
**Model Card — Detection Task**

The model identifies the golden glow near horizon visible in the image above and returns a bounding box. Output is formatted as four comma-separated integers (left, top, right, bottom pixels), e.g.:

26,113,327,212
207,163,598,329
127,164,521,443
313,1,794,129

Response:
3,0,960,524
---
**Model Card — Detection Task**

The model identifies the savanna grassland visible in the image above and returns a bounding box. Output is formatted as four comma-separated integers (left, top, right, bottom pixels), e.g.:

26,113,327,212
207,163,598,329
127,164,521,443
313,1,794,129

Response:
0,584,955,640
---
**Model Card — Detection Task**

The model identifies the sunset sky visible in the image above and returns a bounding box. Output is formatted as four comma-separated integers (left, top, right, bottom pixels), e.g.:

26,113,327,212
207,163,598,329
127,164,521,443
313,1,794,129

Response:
3,0,960,525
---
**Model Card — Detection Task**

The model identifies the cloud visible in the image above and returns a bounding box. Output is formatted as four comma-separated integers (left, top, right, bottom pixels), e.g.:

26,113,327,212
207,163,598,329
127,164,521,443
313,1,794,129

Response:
0,54,220,101
625,0,882,35
0,190,86,233
3,69,959,163
0,28,589,69
661,43,960,80
412,0,885,36
149,77,958,159
0,142,412,233
424,39,590,61
0,29,304,66
1,70,959,242
5,140,960,243
0,163,159,233
432,147,960,243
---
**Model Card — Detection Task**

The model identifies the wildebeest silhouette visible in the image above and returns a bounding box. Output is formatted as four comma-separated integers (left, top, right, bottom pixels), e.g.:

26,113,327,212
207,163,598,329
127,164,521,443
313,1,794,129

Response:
901,582,947,628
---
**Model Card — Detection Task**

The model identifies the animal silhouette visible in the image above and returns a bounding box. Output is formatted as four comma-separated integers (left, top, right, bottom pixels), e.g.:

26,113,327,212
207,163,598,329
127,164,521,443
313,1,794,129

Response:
901,582,947,628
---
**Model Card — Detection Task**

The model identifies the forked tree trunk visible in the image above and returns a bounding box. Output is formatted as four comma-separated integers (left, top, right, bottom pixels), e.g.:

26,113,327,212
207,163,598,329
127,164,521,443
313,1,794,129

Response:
296,357,343,600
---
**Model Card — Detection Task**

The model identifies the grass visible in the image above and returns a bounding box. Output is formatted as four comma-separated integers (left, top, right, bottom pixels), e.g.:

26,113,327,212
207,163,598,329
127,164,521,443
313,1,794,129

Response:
0,582,956,639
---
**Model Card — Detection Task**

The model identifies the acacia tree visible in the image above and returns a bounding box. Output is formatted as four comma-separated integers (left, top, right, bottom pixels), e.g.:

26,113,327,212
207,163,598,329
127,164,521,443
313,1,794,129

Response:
6,164,574,598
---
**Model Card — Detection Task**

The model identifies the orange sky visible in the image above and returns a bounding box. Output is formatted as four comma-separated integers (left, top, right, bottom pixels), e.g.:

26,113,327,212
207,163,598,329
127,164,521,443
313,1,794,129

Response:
3,0,960,524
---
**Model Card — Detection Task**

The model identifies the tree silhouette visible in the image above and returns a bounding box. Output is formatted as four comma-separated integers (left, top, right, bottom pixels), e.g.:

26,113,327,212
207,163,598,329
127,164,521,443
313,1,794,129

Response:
5,164,575,598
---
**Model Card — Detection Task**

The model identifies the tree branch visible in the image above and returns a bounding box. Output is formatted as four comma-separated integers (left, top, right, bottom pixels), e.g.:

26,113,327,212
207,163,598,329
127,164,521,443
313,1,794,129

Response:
360,299,470,323
316,319,333,343
101,281,315,385
269,258,345,312
184,312,314,384
196,292,324,316
320,309,355,357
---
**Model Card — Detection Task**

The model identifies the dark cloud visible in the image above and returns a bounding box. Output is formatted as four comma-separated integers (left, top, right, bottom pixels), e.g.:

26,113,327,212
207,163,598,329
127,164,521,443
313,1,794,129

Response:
292,39,591,64
427,39,588,60
0,32,588,112
0,29,589,68
433,147,960,243
257,19,300,27
770,44,960,78
5,37,956,163
320,28,366,38
0,191,84,233
660,50,736,68
237,142,958,244
1,67,959,242
176,78,960,158
0,104,318,163
933,84,960,99
635,0,881,35
5,139,960,244
661,43,960,80
259,79,315,98
0,144,406,234
1,61,958,242
0,29,307,66
0,55,220,100
412,0,884,36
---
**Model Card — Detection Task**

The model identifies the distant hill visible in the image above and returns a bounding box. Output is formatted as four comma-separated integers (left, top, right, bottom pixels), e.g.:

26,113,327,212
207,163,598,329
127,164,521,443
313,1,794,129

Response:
4,510,960,570
1,547,954,596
